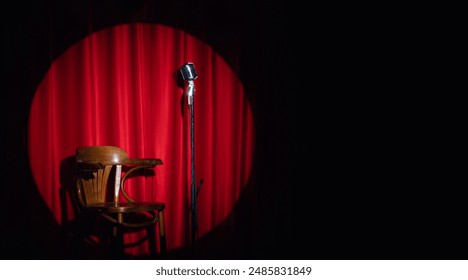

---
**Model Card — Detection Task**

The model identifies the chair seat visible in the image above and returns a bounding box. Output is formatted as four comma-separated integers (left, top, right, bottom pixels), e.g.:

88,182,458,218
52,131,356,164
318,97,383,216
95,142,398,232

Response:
85,202,165,213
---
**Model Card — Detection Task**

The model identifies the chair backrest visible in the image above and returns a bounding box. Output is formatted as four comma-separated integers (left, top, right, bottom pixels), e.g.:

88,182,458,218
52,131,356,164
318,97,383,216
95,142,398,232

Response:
76,146,129,206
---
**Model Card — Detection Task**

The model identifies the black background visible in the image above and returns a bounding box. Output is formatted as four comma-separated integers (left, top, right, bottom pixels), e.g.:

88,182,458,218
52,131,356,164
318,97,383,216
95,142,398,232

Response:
1,0,465,260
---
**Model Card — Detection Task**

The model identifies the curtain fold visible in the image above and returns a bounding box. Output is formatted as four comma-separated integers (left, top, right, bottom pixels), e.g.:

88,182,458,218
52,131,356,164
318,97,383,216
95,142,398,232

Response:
28,23,254,256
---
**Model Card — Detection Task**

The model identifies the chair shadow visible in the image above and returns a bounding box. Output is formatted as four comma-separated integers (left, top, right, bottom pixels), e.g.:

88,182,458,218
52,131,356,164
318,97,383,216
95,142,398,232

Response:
59,155,103,259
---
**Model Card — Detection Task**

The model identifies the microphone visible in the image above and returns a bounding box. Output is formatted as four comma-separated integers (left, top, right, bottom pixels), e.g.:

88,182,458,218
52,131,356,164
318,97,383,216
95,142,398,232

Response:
180,62,198,106
180,62,198,81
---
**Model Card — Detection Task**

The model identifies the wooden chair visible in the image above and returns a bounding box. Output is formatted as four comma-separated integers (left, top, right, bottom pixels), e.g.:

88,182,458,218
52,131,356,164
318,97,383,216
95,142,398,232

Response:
75,145,166,258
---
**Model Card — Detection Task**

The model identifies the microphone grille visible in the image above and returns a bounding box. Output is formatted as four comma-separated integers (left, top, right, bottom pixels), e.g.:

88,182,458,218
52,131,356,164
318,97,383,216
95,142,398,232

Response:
180,62,198,81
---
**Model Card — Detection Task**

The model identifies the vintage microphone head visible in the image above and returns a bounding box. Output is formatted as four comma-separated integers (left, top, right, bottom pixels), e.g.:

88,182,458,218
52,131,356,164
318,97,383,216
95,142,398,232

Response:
180,62,198,81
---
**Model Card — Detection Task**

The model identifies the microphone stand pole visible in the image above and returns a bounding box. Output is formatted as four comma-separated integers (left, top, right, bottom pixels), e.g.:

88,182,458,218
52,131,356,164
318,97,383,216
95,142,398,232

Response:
179,62,201,257
187,81,198,255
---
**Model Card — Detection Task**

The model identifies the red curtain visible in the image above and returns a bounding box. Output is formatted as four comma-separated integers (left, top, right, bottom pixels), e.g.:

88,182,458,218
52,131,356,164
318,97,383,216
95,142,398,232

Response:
28,23,254,256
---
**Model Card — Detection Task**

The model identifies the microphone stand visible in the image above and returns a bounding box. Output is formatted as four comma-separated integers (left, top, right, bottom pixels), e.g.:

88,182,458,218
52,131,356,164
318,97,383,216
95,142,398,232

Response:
188,80,197,253
179,63,201,257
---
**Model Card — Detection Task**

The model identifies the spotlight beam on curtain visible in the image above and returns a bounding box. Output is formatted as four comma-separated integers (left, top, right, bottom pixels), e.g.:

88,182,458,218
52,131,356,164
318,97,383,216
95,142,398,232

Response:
28,23,254,255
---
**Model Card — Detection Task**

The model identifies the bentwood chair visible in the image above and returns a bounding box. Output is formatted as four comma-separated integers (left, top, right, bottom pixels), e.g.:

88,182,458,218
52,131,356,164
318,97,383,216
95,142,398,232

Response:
75,145,166,258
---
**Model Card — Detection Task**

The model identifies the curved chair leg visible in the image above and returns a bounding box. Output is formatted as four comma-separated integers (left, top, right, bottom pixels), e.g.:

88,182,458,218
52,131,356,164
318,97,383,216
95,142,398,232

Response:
159,210,167,258
147,224,157,257
106,225,125,258
109,213,125,258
